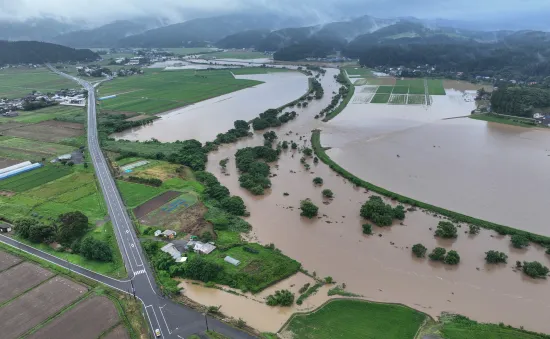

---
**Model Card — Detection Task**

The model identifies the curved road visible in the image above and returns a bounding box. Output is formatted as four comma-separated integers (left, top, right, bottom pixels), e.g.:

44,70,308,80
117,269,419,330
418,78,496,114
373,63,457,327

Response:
0,66,255,339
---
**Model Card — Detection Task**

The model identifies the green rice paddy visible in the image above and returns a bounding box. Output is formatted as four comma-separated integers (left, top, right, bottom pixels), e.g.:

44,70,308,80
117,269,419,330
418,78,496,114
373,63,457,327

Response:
0,165,72,192
116,180,165,208
371,93,391,103
0,67,77,99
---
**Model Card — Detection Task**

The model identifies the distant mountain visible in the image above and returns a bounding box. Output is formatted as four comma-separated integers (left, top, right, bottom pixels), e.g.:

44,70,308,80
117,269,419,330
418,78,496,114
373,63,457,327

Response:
118,13,303,48
52,20,153,48
0,41,99,66
216,30,270,49
0,18,77,42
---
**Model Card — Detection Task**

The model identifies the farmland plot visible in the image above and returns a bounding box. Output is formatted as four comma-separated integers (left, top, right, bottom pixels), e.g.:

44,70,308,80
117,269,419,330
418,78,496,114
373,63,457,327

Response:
388,94,407,105
0,262,54,305
407,95,427,105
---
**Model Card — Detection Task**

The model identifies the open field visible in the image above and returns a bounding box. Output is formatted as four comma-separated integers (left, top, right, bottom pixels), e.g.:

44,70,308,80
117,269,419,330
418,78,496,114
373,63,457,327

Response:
97,69,262,115
0,276,86,339
0,251,22,272
204,51,269,59
427,79,446,95
285,299,426,339
0,165,72,192
139,193,201,232
375,86,394,94
370,93,391,103
439,316,549,339
1,120,84,143
0,157,19,169
133,190,181,218
392,85,409,94
0,137,75,155
27,296,119,339
117,180,166,208
0,105,85,125
396,79,426,94
344,67,374,77
0,68,77,99
352,94,375,104
103,325,131,339
407,95,427,105
0,262,54,305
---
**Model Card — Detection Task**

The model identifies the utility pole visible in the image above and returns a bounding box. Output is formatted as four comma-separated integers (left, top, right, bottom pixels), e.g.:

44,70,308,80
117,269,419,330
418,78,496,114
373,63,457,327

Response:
204,312,210,332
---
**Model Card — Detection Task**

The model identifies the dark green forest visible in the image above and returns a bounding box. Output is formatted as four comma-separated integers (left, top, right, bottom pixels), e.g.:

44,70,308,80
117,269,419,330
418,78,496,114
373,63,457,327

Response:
490,86,550,116
0,41,98,65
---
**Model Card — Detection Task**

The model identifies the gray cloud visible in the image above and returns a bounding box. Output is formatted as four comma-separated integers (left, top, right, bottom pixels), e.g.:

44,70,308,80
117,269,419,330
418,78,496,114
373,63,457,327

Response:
1,0,549,27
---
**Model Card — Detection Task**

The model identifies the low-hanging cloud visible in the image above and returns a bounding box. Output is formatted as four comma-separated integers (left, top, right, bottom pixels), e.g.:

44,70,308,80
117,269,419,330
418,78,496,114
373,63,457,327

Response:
1,0,549,26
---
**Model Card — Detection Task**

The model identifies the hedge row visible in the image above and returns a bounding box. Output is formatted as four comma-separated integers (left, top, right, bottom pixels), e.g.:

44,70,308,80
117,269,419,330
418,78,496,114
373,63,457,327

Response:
322,69,355,122
311,130,550,247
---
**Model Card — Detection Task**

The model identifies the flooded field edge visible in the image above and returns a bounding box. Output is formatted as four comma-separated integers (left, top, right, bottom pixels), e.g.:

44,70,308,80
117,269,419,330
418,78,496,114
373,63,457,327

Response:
311,130,550,246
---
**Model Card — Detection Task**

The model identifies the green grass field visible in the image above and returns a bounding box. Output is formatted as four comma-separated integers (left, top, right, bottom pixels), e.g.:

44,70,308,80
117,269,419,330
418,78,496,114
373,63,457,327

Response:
470,114,538,128
392,86,409,94
375,86,394,94
204,51,268,59
0,137,75,155
427,79,446,95
440,315,548,339
396,79,425,94
0,171,106,222
344,67,374,77
0,68,77,99
97,69,262,115
0,165,72,192
116,180,165,208
0,105,85,125
371,93,391,103
286,299,426,339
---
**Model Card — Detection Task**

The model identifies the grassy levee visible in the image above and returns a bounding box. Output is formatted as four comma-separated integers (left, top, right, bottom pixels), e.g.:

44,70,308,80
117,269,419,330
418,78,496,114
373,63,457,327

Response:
322,69,355,121
282,299,427,339
0,244,148,339
470,113,539,128
439,315,550,339
311,130,550,247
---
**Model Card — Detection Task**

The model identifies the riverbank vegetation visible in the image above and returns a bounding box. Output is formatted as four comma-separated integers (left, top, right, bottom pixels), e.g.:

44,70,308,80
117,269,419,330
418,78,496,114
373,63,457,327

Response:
360,196,405,226
311,130,550,247
485,250,508,264
322,69,355,121
470,113,538,128
412,243,427,258
284,299,426,339
266,289,295,306
235,146,279,195
300,200,319,218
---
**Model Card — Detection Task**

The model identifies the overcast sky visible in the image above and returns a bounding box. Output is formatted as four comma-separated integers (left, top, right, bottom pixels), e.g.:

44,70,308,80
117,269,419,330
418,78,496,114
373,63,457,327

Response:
1,0,549,26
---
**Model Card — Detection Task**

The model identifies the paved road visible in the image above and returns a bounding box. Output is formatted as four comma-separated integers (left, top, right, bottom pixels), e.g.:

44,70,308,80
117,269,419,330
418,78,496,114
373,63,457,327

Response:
0,66,256,339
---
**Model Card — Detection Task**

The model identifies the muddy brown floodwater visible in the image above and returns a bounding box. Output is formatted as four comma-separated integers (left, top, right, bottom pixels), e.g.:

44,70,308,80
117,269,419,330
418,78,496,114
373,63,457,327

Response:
204,68,550,334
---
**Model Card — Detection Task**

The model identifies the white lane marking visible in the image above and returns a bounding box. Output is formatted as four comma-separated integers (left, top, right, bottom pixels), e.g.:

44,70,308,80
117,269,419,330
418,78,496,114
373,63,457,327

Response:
159,304,172,334
134,269,146,275
149,306,165,337
144,305,162,338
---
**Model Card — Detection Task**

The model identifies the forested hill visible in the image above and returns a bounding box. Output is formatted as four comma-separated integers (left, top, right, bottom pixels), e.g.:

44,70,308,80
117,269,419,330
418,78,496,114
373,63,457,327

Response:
0,41,98,65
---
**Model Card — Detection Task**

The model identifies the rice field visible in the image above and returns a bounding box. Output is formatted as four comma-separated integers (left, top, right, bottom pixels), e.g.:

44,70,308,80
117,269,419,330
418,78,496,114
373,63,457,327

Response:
371,93,391,103
0,68,77,99
0,138,75,156
354,79,368,86
376,86,394,94
392,86,409,94
352,94,375,104
427,79,446,95
0,166,72,192
360,86,378,94
407,95,427,105
388,94,408,105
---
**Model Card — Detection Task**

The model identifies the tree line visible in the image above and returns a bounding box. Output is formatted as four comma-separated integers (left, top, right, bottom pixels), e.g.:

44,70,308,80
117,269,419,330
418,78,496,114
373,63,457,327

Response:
0,41,98,66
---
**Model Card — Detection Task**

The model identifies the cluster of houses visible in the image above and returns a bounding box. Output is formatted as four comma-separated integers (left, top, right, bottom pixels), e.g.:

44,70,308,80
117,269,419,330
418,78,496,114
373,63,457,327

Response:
155,230,241,267
0,89,87,117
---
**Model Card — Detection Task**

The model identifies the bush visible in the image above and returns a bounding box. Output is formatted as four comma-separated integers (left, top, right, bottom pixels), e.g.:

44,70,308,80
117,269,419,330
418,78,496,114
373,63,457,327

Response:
127,176,162,187
469,224,481,235
221,196,246,216
291,142,298,150
266,289,294,306
429,247,446,261
362,224,372,235
511,234,529,249
444,250,460,265
282,141,289,149
298,283,311,294
412,243,427,258
28,224,55,243
324,276,333,284
79,236,113,262
322,189,333,198
434,221,458,239
485,250,508,264
303,148,313,156
57,211,89,245
522,261,549,278
360,196,405,226
300,200,319,218
313,177,323,185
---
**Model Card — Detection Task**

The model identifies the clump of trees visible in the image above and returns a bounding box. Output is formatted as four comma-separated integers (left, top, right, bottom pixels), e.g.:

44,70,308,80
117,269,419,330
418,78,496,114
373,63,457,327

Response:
303,147,313,157
263,131,278,146
300,200,319,218
359,196,405,226
126,176,162,187
13,211,113,263
510,234,529,249
266,289,294,306
522,261,549,279
252,108,297,131
434,221,458,239
412,243,427,258
468,225,480,235
322,189,333,198
485,250,508,264
235,146,279,195
444,250,460,265
214,120,251,144
195,171,247,216
428,247,446,261
166,139,208,171
313,177,323,185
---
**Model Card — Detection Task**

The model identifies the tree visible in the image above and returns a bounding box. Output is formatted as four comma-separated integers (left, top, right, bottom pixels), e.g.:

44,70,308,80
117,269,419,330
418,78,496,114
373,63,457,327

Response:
485,250,508,264
444,250,460,265
392,205,405,220
324,276,333,284
219,158,229,169
234,120,249,130
185,257,222,282
313,177,323,185
511,234,529,249
221,196,246,216
434,221,457,239
57,211,89,245
522,261,549,278
200,231,213,243
322,189,333,198
362,224,372,235
263,131,277,143
412,243,427,258
300,200,318,218
359,196,405,227
303,148,313,156
429,247,446,261
282,141,289,149
13,217,36,239
79,237,113,262
266,289,294,306
28,224,55,243
469,225,480,235
291,142,298,150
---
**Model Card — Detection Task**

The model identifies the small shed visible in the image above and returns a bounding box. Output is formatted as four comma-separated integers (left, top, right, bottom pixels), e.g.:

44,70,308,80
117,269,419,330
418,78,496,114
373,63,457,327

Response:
160,243,182,261
224,256,240,266
154,230,162,237
58,154,72,161
187,240,216,255
162,230,177,239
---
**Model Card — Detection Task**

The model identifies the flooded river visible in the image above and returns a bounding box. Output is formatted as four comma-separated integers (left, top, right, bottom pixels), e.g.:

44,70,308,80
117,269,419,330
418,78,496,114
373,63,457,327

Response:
119,66,550,333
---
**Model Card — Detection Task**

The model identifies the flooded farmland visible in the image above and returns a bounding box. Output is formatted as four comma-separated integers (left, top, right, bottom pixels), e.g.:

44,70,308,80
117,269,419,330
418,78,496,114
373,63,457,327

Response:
122,67,550,333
